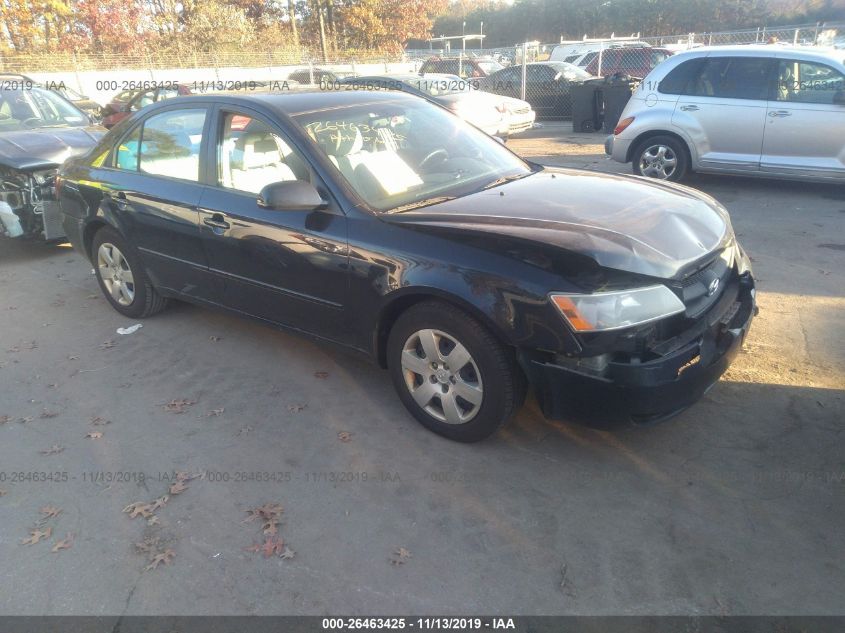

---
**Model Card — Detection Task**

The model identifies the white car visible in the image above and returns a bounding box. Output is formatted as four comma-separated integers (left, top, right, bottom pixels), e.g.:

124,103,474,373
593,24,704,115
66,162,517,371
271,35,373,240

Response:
605,45,845,182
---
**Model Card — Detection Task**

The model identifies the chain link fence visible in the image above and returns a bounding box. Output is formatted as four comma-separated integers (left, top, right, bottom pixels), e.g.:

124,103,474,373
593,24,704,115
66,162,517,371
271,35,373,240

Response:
1,21,842,117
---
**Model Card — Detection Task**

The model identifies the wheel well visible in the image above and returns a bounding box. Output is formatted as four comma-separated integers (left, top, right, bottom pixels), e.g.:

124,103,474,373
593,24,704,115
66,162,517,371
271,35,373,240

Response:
626,130,692,164
374,292,513,369
82,220,108,260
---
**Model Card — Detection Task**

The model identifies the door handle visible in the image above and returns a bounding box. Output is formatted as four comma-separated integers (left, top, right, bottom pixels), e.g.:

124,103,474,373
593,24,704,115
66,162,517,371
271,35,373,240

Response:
202,213,230,231
679,104,699,111
768,110,792,117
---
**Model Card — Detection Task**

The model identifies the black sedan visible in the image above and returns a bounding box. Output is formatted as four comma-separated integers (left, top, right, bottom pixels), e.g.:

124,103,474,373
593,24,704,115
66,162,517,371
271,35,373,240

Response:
58,90,756,441
478,61,593,118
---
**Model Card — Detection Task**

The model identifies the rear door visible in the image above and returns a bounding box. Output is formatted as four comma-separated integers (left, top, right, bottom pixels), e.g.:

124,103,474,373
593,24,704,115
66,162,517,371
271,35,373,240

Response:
673,56,774,172
761,57,845,179
105,106,214,299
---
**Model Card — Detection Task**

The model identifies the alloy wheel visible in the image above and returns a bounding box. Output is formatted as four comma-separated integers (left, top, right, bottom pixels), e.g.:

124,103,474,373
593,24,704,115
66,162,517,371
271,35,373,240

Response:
97,242,135,306
400,328,484,424
639,144,678,180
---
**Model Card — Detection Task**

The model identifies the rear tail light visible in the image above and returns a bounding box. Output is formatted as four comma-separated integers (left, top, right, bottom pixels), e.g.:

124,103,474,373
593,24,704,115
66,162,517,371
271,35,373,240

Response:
613,116,635,135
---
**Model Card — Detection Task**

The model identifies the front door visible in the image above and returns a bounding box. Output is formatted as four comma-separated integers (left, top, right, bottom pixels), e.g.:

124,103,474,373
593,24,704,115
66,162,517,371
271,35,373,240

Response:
197,108,349,342
673,56,773,172
761,58,845,179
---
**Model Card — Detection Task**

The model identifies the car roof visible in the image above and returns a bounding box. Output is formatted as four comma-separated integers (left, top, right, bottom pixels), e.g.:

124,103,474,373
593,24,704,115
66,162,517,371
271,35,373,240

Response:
672,44,843,61
156,89,421,116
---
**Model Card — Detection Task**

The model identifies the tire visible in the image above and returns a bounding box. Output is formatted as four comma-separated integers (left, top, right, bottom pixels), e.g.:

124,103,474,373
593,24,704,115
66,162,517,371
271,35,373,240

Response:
91,226,167,319
386,300,524,442
632,135,690,182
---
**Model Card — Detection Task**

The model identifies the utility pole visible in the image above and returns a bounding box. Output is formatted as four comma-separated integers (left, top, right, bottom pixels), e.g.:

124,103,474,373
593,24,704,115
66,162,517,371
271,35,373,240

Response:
289,0,300,50
318,0,328,63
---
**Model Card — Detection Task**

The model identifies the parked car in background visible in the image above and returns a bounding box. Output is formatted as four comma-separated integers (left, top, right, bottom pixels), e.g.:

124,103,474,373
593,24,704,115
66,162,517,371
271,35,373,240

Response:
1,73,101,120
419,56,505,79
479,61,593,118
287,68,355,84
0,83,105,240
100,84,192,128
338,74,534,137
581,46,673,78
58,90,755,441
550,38,649,65
606,45,845,182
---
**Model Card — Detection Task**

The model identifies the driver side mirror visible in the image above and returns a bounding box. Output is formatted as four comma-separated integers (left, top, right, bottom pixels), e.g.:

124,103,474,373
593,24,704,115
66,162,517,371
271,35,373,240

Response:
257,180,328,212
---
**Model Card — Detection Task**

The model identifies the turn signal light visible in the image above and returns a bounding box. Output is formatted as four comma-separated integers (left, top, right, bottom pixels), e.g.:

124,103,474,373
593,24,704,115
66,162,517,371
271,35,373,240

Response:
613,116,635,135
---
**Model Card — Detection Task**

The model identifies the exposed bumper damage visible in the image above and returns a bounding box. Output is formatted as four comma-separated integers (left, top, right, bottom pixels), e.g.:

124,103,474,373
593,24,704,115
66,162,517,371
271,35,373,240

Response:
0,163,64,240
522,266,757,427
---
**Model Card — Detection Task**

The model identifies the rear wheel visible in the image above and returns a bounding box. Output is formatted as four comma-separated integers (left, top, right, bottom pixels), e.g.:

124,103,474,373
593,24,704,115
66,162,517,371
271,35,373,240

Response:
632,135,689,182
387,301,523,442
92,226,167,319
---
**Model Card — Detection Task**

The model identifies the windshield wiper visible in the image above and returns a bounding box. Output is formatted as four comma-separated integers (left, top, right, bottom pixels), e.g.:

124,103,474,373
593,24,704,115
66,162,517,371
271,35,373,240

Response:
387,196,456,214
479,172,531,190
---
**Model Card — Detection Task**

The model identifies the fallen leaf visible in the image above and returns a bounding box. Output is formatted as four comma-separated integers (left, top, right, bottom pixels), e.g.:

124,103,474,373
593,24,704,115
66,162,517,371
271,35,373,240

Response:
169,481,188,495
314,371,329,379
40,505,62,519
236,425,253,436
99,340,116,349
145,548,175,570
209,336,223,342
21,527,52,545
86,431,103,439
19,416,34,424
288,404,306,413
175,471,201,483
206,408,225,417
40,410,59,419
25,341,38,350
391,547,412,565
90,416,111,426
337,431,353,443
40,444,65,455
51,533,74,552
163,399,196,414
0,415,10,424
147,516,160,526
135,536,162,555
123,502,153,519
261,536,285,558
67,355,79,361
244,503,284,523
150,495,169,511
262,520,279,536
280,546,296,560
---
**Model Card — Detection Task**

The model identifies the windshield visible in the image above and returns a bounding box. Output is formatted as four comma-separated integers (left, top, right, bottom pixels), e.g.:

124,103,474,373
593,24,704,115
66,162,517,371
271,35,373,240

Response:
477,60,505,75
0,87,89,130
550,62,593,80
294,97,532,212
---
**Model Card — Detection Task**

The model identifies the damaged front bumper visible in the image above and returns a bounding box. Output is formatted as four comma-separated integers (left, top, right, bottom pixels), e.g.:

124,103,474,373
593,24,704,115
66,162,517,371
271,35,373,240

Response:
523,272,757,426
0,166,64,240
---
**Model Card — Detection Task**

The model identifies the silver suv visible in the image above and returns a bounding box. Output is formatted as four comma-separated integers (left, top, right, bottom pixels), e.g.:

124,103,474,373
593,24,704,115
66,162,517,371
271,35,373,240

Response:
605,45,845,182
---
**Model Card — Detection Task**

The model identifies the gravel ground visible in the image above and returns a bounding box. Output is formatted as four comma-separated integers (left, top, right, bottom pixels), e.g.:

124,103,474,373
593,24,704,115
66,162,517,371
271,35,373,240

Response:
0,126,843,616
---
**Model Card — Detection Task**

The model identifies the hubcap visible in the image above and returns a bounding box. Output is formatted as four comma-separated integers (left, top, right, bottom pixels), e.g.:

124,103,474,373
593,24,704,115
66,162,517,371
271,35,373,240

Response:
97,242,135,306
400,329,483,425
639,144,677,180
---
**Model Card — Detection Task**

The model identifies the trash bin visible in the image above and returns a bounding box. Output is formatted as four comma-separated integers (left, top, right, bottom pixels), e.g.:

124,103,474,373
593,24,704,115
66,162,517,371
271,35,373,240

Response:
571,78,606,133
602,75,640,134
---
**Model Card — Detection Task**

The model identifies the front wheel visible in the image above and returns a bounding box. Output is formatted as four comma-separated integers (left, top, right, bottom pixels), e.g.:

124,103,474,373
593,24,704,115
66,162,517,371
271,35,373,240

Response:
387,301,524,442
632,135,689,182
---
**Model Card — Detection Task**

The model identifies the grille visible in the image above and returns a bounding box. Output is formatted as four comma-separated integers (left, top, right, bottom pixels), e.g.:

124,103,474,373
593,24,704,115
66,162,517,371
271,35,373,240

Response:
676,250,733,319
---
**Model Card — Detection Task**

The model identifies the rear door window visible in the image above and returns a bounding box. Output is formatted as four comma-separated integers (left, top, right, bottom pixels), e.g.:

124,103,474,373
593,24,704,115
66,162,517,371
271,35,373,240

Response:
138,109,207,181
659,58,706,94
775,60,845,104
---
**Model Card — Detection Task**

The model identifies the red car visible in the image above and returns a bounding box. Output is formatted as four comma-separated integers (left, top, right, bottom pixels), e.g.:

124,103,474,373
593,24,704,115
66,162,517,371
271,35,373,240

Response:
582,47,672,79
100,84,192,129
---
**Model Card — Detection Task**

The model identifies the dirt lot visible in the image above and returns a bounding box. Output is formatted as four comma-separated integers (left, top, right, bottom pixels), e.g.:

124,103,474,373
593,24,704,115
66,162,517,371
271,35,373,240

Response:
0,126,843,616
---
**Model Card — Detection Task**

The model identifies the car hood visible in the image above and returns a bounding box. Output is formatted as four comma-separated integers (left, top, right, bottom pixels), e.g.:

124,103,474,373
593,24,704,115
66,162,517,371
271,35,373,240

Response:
386,168,733,279
435,90,504,109
0,125,106,170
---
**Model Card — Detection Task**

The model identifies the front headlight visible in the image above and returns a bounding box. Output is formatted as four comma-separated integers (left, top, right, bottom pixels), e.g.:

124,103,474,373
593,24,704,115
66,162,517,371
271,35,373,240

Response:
551,285,685,332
